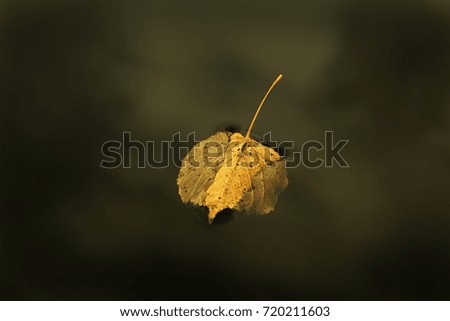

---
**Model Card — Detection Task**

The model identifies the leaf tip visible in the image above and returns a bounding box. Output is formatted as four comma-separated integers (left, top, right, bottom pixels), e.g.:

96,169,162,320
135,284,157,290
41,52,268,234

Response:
208,208,219,225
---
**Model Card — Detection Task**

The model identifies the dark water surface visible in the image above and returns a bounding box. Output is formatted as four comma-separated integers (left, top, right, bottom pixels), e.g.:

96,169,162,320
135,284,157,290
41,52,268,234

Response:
1,0,450,299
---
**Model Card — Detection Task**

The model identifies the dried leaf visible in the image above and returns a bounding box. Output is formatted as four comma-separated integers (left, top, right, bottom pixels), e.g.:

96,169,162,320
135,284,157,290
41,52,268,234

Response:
177,75,288,224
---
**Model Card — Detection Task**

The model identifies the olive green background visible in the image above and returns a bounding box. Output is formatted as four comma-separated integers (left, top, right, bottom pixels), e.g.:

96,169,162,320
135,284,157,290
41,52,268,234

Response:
1,0,450,299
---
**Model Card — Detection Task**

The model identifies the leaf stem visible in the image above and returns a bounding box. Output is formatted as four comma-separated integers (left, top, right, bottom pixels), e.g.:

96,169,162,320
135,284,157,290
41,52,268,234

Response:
245,74,283,140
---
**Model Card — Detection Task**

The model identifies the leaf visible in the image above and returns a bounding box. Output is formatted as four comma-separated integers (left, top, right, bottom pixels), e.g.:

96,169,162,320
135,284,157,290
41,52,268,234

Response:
177,74,288,224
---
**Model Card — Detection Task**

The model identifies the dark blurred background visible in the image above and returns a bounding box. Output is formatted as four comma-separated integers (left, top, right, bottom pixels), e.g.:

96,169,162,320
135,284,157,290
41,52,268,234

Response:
1,0,450,300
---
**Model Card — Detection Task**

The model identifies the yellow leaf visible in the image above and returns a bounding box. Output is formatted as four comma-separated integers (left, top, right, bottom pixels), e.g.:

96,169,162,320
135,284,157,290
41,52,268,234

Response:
177,75,288,224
